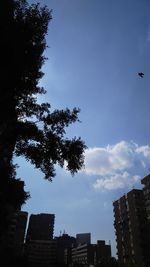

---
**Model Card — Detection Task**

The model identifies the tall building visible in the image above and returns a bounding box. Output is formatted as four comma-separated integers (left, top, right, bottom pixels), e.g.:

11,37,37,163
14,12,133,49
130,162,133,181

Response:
141,174,150,221
76,233,91,245
113,189,150,267
6,210,28,256
26,213,55,242
26,213,55,267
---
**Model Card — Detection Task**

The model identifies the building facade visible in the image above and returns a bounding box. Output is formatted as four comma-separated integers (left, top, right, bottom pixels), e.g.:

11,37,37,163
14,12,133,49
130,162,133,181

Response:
141,174,150,221
26,240,56,267
113,189,150,267
72,243,95,266
71,240,111,267
96,240,111,265
54,233,76,266
6,210,28,257
26,213,55,242
26,213,55,266
76,233,91,245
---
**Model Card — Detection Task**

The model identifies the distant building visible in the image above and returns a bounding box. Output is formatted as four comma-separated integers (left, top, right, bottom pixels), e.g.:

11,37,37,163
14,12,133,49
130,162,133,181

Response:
71,240,111,266
26,213,55,266
72,243,95,266
96,240,111,265
76,233,91,245
64,247,72,266
54,233,76,266
26,213,55,242
113,189,150,267
26,240,56,267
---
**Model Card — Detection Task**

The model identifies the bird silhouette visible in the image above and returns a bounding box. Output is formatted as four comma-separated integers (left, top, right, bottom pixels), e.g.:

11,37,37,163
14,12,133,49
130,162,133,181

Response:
138,72,144,78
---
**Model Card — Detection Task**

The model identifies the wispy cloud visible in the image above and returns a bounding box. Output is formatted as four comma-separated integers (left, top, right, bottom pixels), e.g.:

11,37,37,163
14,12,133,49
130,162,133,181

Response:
83,141,150,191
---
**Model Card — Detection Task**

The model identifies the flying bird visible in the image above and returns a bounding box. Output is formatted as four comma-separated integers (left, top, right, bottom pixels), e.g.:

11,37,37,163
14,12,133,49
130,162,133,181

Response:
138,72,144,78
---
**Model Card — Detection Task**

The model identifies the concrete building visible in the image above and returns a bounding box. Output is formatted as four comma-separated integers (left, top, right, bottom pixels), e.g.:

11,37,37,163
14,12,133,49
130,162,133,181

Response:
76,233,91,245
26,240,56,267
26,213,55,267
26,213,55,242
72,243,95,266
113,189,150,267
64,247,72,266
6,210,28,256
54,233,76,266
71,240,111,266
96,240,111,265
141,174,150,221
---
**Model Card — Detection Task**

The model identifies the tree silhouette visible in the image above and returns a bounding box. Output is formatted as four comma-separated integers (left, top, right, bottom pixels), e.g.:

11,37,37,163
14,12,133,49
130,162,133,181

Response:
0,0,86,236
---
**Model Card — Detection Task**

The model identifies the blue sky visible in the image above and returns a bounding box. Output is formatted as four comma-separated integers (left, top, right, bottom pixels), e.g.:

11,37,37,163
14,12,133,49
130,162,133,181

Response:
17,0,150,256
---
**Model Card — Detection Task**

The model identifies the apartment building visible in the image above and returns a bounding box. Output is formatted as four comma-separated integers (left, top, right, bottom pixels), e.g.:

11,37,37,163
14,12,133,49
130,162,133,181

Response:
141,174,150,221
113,189,150,267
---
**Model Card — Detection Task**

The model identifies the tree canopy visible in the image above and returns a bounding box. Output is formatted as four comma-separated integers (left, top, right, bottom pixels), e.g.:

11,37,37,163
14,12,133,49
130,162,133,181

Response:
0,0,86,233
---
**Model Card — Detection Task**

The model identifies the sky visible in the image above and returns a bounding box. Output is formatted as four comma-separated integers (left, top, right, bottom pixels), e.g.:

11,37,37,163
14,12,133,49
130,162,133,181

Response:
17,0,150,256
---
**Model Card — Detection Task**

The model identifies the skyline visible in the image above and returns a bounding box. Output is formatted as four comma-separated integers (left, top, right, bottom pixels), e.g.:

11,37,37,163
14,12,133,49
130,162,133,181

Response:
16,0,150,256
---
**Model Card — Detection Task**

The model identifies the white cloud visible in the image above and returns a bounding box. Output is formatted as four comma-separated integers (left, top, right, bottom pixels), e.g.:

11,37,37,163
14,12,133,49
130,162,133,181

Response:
93,172,140,191
83,141,150,191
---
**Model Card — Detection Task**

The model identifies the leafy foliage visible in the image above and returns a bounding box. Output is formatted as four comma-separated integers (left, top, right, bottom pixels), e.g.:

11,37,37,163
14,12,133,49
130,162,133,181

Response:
0,0,86,235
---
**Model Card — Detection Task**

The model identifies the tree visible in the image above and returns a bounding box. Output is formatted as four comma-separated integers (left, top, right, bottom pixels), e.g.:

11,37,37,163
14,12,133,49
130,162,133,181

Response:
0,0,86,236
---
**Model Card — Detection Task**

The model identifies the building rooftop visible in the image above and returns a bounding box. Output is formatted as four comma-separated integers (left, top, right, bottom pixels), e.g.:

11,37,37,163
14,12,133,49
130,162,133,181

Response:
141,174,150,184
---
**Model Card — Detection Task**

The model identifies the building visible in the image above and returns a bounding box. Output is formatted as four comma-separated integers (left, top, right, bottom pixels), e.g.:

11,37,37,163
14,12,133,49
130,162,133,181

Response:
96,240,111,265
26,213,55,242
6,210,28,257
64,247,72,266
54,233,76,266
113,189,150,267
26,213,55,267
141,174,150,221
72,243,95,266
76,233,91,245
26,240,56,267
71,240,111,266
